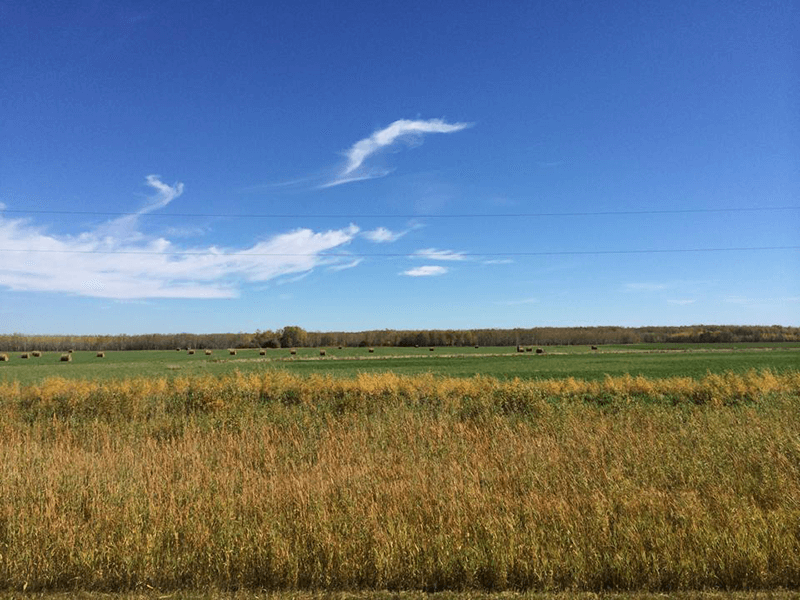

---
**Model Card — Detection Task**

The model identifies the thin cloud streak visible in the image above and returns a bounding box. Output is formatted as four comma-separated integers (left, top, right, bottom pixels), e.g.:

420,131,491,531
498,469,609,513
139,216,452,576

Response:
325,118,471,187
363,227,408,243
328,258,363,271
402,265,448,277
412,248,468,261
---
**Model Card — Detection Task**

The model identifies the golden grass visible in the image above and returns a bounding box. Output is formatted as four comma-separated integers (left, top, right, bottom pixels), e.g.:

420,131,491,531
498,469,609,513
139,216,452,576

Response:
0,370,798,593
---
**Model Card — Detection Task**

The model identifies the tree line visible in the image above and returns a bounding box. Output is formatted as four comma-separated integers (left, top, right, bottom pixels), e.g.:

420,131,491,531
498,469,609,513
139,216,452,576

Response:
0,324,798,352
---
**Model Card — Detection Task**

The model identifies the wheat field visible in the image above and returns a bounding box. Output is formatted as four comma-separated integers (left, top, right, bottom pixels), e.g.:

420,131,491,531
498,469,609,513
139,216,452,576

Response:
0,370,799,592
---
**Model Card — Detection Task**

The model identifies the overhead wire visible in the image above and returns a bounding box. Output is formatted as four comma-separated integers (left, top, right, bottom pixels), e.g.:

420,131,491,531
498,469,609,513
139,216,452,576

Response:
1,206,798,219
0,246,797,258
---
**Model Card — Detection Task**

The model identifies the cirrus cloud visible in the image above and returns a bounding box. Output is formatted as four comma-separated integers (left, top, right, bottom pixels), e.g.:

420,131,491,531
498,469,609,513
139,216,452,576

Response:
412,248,468,261
323,118,471,187
0,176,360,299
401,265,448,277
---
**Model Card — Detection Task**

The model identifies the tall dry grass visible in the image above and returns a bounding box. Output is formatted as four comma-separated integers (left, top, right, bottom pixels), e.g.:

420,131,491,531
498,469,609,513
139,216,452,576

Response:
0,370,799,592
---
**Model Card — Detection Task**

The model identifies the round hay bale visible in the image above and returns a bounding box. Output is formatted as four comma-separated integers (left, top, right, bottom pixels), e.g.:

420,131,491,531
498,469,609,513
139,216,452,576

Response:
68,349,74,353
429,347,435,351
591,345,598,350
290,349,297,355
368,348,374,353
259,349,266,355
229,349,237,356
536,347,544,354
176,348,182,352
320,350,326,356
96,352,105,358
60,354,72,362
205,350,212,355
20,353,29,359
32,351,42,357
187,349,195,355
0,354,9,362
517,346,524,353
338,346,343,350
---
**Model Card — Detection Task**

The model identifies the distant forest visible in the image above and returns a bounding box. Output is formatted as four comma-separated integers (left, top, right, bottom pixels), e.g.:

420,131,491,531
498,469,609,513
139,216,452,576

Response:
1,325,798,352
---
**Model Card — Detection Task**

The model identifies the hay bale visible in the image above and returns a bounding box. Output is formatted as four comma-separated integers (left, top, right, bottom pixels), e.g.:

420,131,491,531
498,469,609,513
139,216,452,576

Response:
338,346,343,350
591,345,598,350
20,353,29,359
290,349,297,355
525,347,532,352
475,345,479,349
60,354,71,362
259,349,266,356
517,346,524,353
96,352,105,358
68,349,74,353
368,348,374,353
429,347,435,352
32,351,42,357
187,349,195,355
0,354,8,362
176,348,182,352
320,350,326,356
229,349,237,356
205,350,212,355
536,348,544,354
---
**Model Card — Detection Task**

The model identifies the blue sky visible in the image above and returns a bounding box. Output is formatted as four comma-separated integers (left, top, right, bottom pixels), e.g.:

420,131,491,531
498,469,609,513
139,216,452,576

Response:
1,0,798,334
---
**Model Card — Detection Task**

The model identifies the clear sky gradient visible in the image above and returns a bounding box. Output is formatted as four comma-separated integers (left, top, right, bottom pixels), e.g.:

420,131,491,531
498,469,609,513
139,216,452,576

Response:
1,0,798,334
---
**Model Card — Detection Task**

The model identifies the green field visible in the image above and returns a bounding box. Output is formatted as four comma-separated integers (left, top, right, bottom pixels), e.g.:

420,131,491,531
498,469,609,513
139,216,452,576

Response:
1,343,798,384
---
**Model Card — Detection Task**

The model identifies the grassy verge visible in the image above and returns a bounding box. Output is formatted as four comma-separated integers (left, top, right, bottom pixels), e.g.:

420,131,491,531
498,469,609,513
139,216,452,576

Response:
1,370,799,593
1,344,798,384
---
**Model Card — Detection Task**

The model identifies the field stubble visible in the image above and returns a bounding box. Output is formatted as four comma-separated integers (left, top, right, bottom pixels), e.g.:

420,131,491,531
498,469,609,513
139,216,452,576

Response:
0,370,799,593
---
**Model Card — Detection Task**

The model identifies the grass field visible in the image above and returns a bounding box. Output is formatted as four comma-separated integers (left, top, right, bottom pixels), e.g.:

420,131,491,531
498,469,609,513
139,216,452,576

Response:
1,343,798,384
1,369,800,593
1,345,799,594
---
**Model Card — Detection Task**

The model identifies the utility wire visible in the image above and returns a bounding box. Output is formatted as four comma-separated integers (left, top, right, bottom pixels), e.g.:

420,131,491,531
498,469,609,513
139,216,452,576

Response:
1,206,799,219
0,246,797,257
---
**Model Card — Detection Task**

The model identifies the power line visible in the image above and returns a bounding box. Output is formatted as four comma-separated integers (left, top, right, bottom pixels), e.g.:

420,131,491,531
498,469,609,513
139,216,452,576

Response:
0,246,797,257
1,206,798,219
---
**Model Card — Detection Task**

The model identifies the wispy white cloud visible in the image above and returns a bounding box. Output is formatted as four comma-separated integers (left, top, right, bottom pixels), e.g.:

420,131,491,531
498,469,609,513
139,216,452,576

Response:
363,227,408,243
94,175,184,241
412,248,468,261
275,270,315,285
483,258,514,265
323,118,471,187
402,265,448,277
667,299,696,305
0,176,360,299
328,258,363,271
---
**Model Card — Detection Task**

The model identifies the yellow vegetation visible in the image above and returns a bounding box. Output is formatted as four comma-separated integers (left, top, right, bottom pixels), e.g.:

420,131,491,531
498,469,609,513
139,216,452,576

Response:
0,370,798,592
